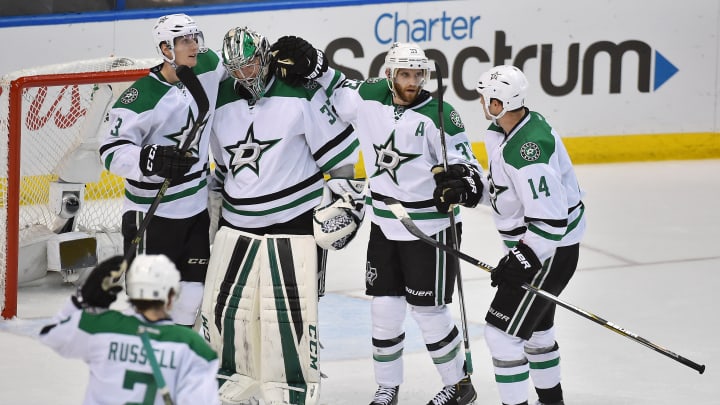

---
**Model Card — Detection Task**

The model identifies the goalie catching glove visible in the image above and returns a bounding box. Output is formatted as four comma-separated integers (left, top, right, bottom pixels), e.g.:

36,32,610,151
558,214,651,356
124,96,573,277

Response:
270,35,328,86
75,255,124,309
431,163,483,213
313,178,366,250
140,144,198,179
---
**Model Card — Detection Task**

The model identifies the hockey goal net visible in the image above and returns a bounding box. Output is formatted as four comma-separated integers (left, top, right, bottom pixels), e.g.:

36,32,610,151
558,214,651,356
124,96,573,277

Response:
0,57,158,318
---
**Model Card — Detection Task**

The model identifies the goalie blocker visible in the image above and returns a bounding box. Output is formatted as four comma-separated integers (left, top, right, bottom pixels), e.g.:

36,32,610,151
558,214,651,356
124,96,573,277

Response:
201,227,321,405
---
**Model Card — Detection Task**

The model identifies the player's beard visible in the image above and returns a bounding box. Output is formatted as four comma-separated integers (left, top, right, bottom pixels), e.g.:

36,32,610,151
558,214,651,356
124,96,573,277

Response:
393,82,420,105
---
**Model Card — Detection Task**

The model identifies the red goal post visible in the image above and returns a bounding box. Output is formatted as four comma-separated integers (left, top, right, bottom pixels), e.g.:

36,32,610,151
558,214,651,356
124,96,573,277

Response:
0,58,156,318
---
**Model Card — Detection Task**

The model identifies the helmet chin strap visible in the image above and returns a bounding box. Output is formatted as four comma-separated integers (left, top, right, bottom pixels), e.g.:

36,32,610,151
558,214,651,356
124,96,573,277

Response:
160,42,178,68
482,98,507,126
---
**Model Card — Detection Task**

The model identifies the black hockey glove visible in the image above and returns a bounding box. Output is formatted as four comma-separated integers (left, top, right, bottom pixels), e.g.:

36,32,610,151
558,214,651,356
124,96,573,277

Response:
490,242,543,288
77,255,124,309
431,163,483,213
139,144,198,179
270,36,328,86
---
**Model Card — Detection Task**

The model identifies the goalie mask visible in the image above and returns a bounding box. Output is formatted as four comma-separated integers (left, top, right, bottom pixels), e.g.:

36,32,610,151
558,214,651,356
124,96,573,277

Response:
384,42,432,94
222,26,272,100
313,178,366,251
152,13,206,65
126,254,181,304
476,65,528,124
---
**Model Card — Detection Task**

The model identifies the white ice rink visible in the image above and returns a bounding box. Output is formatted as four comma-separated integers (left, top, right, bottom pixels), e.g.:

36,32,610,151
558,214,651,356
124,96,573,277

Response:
1,160,718,404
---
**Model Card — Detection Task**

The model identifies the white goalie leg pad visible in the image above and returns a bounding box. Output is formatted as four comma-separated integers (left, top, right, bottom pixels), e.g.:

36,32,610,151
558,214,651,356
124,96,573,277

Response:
200,227,263,401
217,373,261,405
260,234,320,405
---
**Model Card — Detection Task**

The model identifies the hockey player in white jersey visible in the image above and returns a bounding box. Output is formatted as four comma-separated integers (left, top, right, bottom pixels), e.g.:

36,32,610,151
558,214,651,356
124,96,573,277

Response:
271,39,483,405
39,254,221,405
201,27,361,405
473,65,587,405
99,13,226,327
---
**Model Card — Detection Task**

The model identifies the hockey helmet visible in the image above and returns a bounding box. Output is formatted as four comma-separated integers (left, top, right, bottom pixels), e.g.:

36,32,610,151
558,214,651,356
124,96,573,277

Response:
384,42,432,93
476,65,529,123
222,26,272,100
152,13,206,65
126,254,181,303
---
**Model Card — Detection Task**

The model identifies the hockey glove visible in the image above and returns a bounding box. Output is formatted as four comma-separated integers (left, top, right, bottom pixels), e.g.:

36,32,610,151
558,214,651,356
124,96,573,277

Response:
140,144,198,179
313,178,366,250
431,163,483,213
490,242,543,288
270,36,328,86
77,255,124,308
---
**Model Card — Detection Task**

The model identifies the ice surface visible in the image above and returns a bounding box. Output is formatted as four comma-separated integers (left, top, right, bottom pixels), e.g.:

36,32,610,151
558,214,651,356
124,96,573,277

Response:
1,160,718,404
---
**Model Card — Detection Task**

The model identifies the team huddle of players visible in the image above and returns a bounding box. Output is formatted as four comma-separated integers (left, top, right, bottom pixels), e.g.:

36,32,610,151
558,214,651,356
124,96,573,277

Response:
40,12,585,405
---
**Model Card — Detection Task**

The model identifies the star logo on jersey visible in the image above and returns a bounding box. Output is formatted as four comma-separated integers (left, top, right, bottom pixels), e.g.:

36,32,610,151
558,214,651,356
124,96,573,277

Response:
520,142,541,161
163,108,208,155
371,130,420,185
487,164,508,215
224,123,280,176
120,87,138,104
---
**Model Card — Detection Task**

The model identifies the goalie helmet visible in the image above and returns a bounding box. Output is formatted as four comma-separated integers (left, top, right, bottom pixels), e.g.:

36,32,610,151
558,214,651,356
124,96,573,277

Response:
476,65,529,123
313,179,366,251
222,27,272,100
152,13,206,65
384,42,432,93
126,254,181,304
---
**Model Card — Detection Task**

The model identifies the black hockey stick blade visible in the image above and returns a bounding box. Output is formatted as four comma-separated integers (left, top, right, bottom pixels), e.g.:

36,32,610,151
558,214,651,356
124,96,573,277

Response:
384,197,706,374
175,65,210,154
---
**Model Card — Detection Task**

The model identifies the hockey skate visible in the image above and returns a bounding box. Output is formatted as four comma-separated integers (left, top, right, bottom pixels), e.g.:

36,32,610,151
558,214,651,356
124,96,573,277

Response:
426,375,476,405
369,385,399,405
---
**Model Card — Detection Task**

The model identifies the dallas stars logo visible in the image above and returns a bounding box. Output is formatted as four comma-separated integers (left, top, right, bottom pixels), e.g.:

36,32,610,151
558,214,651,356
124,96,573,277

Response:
224,123,279,176
487,164,508,215
163,108,208,155
371,130,420,184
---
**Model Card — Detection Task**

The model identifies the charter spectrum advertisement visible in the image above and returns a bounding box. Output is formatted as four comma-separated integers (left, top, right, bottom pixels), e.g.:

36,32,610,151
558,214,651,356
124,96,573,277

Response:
253,0,714,138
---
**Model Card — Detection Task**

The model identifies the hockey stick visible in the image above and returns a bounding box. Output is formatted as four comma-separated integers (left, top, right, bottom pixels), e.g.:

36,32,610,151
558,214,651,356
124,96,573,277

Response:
433,62,473,374
113,65,210,279
139,326,174,405
384,197,706,374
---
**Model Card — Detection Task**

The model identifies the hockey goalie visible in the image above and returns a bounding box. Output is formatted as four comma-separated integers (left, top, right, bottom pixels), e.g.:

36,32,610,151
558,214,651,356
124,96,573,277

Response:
200,25,365,405
201,176,364,405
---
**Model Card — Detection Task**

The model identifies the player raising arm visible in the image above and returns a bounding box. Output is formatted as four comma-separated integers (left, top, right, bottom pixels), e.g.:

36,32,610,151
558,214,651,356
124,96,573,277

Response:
271,38,483,405
39,255,220,405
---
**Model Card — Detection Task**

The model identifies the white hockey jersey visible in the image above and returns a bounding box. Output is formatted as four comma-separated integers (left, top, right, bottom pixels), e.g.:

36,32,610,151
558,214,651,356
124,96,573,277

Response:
99,50,225,219
482,109,586,261
317,68,483,240
39,298,220,405
209,76,358,229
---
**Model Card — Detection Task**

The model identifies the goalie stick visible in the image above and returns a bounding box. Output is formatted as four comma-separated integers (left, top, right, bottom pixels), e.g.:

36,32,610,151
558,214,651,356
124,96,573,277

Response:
384,197,706,375
139,326,174,405
112,65,210,281
433,62,473,374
